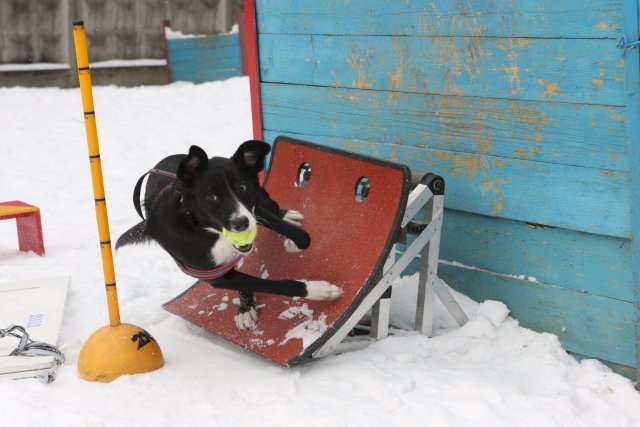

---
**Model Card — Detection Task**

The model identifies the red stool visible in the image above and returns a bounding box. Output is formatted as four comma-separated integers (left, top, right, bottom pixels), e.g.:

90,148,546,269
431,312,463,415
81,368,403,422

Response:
0,201,45,256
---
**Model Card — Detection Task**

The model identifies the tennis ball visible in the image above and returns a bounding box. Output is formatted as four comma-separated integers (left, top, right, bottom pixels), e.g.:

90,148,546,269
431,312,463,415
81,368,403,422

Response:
222,226,257,247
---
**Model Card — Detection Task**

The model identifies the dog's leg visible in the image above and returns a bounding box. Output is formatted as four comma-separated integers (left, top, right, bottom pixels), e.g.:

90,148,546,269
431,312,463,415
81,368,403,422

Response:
209,270,342,300
235,291,257,330
255,205,310,249
281,210,304,252
210,272,341,331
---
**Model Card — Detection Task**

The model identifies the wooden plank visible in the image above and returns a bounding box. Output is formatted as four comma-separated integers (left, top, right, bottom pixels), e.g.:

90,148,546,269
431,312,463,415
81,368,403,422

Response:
440,210,632,302
263,131,631,238
621,0,640,381
439,264,636,367
259,34,626,105
397,209,632,301
0,205,38,218
167,33,242,83
256,0,623,39
261,83,629,171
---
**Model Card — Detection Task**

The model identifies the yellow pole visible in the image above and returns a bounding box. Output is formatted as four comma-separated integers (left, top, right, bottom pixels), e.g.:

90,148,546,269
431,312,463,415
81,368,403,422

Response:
72,20,163,382
72,21,120,327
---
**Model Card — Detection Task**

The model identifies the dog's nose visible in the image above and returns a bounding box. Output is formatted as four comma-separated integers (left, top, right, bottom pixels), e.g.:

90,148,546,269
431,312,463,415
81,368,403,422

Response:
230,216,250,232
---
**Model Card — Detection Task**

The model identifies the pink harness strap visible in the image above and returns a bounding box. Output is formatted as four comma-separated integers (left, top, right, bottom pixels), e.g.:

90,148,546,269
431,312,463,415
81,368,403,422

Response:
175,255,244,281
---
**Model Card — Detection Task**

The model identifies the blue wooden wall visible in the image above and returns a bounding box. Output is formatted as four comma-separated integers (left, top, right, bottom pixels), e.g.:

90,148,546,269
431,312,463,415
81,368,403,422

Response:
167,33,242,83
254,0,637,377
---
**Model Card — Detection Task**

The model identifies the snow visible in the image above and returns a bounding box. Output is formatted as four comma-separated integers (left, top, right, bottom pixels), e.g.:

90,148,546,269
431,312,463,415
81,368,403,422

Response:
1,77,639,426
165,27,207,40
0,59,167,72
0,63,70,72
90,59,167,69
441,259,539,283
164,24,239,40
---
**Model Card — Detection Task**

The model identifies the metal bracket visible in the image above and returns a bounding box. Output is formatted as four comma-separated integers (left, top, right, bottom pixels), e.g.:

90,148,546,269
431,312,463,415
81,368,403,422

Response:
312,174,468,359
618,35,640,55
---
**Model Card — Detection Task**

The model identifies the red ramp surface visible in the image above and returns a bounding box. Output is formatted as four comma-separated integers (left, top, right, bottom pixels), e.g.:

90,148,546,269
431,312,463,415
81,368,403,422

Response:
164,137,410,365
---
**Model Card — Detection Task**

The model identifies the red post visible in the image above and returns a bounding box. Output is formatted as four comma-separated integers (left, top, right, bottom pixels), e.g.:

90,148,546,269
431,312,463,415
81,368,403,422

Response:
243,0,263,140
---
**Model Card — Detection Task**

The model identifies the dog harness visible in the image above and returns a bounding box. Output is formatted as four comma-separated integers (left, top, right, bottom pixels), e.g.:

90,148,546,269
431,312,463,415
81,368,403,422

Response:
132,168,244,281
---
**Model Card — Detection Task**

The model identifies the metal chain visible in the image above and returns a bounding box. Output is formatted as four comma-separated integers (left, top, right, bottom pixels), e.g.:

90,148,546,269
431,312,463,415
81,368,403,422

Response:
0,325,65,365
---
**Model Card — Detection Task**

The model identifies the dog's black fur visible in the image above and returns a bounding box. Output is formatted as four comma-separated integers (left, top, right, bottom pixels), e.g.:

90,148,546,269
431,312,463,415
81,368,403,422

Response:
116,140,342,329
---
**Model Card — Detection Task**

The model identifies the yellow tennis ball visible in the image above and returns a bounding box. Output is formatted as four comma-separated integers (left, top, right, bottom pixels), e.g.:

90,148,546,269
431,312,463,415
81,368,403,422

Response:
222,226,257,247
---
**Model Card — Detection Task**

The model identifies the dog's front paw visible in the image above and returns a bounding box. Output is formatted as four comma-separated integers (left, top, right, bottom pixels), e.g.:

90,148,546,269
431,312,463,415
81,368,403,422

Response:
283,238,302,253
303,281,343,301
234,307,258,330
283,210,304,227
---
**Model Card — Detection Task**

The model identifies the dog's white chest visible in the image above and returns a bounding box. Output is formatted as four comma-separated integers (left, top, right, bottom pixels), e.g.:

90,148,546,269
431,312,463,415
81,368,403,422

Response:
210,237,237,265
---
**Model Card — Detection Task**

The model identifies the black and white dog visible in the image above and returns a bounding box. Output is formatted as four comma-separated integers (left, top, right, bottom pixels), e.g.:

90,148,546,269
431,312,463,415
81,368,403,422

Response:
116,140,342,330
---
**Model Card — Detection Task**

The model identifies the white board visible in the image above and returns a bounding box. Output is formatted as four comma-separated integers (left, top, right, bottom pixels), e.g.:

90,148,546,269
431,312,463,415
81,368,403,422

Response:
0,276,69,380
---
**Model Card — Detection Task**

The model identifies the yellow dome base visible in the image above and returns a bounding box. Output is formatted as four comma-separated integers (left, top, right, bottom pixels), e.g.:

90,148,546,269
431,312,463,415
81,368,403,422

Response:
78,323,164,382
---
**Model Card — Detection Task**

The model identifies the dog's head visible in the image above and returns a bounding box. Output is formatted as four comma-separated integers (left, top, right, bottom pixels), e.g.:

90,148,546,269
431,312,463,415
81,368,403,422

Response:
176,140,271,253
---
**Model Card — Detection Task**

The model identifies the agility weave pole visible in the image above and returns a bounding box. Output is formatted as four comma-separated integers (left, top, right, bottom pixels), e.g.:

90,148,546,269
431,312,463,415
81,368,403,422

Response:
165,137,467,365
72,21,163,382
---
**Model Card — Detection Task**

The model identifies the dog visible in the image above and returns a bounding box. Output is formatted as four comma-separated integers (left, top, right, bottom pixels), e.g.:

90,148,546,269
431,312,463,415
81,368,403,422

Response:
116,140,343,330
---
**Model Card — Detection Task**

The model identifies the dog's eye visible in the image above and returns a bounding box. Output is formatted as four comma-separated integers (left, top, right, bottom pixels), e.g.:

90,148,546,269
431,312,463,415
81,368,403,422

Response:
238,183,247,193
207,192,220,202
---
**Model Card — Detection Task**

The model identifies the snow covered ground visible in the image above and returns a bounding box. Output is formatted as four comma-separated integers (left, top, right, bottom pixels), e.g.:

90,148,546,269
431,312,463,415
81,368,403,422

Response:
1,78,639,426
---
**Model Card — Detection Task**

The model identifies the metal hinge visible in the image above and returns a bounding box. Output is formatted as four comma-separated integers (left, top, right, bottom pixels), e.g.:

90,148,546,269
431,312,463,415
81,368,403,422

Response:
617,35,640,55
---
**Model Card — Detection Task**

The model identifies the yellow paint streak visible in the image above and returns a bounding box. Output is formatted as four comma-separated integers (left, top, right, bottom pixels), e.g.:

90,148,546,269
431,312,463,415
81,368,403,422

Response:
332,89,359,103
537,79,559,98
340,139,360,152
493,159,505,168
433,36,486,95
480,178,505,214
595,22,610,30
389,145,399,162
386,39,405,104
514,149,529,159
608,108,627,123
503,65,521,95
472,114,492,156
618,58,625,68
387,67,402,103
347,48,374,90
330,70,342,88
530,146,541,154
508,101,551,126
452,155,480,177
353,74,373,90
601,170,616,177
598,69,605,77
437,95,467,149
532,129,543,143
592,79,604,87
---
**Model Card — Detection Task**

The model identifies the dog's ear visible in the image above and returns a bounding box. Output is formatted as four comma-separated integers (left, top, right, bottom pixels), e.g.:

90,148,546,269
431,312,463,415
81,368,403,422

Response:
177,145,208,186
232,140,271,174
